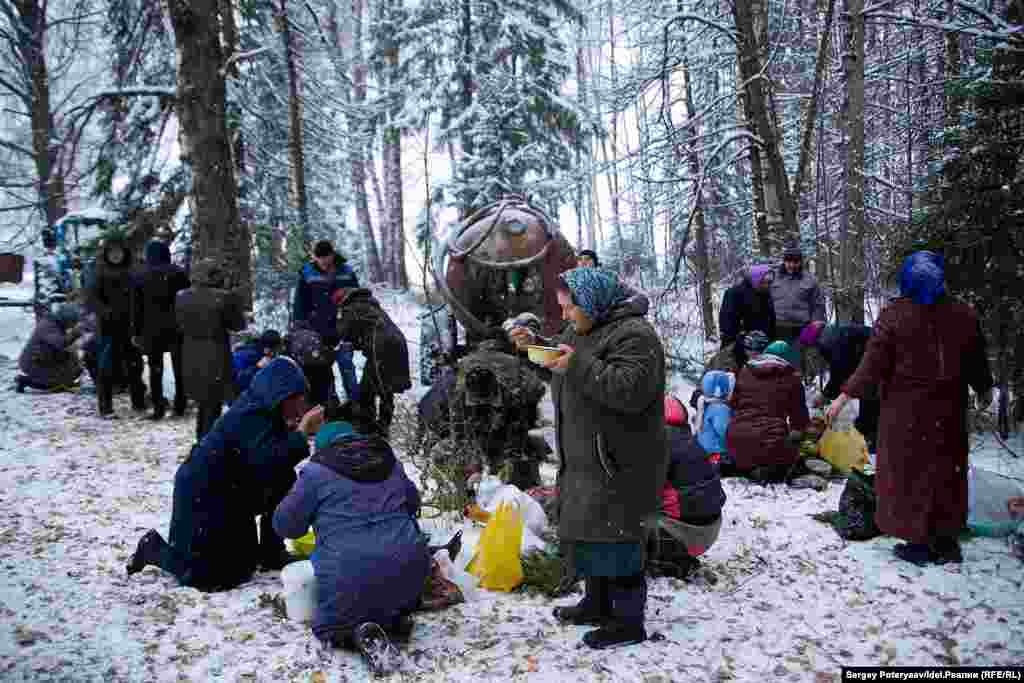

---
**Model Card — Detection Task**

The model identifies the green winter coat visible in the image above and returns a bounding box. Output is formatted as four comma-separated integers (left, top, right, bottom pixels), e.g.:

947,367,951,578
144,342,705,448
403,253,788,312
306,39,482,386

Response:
552,293,667,544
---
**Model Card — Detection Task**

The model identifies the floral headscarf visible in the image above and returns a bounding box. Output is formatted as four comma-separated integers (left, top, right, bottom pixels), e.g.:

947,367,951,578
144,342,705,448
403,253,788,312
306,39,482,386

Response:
558,267,629,324
899,251,946,305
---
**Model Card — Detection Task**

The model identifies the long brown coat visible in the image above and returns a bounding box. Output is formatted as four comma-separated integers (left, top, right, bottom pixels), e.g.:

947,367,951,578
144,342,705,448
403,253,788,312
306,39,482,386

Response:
842,297,992,544
726,357,809,470
176,285,246,405
553,294,667,544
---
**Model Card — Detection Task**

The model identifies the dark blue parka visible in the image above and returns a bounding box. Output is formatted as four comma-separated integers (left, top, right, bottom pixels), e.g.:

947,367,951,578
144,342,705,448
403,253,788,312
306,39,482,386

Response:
817,324,873,400
273,432,428,641
132,240,190,351
292,255,359,339
167,358,310,590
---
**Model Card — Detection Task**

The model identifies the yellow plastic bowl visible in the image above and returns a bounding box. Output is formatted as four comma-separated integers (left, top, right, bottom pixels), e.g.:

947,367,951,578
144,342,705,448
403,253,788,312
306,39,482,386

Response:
291,530,316,558
526,345,562,365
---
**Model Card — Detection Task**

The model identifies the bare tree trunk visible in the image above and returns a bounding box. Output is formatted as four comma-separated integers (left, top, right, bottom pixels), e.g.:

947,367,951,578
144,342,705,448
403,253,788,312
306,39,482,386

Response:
734,0,798,254
604,1,624,270
17,0,66,226
277,0,309,241
381,0,406,289
792,0,837,204
679,41,715,340
166,0,249,291
838,0,866,324
328,0,383,281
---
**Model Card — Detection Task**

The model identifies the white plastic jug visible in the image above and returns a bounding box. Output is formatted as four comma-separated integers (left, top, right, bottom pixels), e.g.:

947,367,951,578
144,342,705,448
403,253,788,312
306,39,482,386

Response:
281,560,318,623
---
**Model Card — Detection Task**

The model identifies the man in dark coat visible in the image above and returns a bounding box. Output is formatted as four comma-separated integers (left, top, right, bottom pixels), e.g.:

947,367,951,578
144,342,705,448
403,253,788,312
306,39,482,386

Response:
126,357,324,590
332,287,412,435
232,329,282,397
801,321,879,451
511,268,666,650
828,251,993,566
292,240,360,404
726,340,809,481
16,303,83,392
132,240,190,419
87,236,147,417
176,258,247,441
719,264,777,369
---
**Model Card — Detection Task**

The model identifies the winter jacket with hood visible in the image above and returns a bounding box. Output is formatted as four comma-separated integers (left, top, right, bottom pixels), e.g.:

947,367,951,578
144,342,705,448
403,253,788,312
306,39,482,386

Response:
292,254,359,339
719,268,777,346
18,310,82,388
552,269,667,545
133,240,190,351
726,353,809,470
167,357,310,590
273,428,428,641
841,251,992,544
666,424,726,523
335,288,412,394
87,236,135,335
696,370,734,457
176,259,247,405
769,262,826,328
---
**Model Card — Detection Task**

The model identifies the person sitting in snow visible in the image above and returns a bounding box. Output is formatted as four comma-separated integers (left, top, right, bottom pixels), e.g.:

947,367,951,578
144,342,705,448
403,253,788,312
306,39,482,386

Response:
232,329,283,397
726,340,809,483
273,419,430,677
650,394,726,579
15,303,83,393
126,357,324,591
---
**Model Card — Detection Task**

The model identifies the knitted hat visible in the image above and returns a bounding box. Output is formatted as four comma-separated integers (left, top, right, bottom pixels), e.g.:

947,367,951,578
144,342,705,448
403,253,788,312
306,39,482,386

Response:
743,330,771,353
764,340,800,367
315,420,355,451
749,264,774,288
259,329,282,351
313,240,334,257
664,395,688,427
798,321,826,348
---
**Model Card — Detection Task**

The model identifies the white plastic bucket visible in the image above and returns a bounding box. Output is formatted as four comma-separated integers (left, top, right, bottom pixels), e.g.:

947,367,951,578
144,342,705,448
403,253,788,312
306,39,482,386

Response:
281,560,318,623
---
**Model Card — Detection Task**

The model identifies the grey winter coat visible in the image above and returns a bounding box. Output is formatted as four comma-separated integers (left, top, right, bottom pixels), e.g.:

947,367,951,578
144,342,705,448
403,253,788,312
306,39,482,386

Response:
553,293,667,544
18,315,82,388
769,265,826,327
176,282,246,405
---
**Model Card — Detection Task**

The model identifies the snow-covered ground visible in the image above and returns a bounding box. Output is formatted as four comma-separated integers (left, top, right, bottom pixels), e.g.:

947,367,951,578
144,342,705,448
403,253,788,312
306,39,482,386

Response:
1,278,1022,682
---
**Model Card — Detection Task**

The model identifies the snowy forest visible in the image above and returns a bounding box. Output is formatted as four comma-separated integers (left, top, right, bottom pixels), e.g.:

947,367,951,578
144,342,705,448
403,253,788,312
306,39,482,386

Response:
1,0,1022,374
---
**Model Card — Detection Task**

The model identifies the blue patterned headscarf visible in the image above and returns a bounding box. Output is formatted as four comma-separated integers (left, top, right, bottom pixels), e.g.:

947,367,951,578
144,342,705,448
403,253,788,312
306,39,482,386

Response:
559,267,629,324
899,251,945,305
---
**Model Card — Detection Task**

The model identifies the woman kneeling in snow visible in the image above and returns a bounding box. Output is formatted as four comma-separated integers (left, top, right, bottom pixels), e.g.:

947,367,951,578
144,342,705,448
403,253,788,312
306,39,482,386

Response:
273,420,430,675
126,357,323,591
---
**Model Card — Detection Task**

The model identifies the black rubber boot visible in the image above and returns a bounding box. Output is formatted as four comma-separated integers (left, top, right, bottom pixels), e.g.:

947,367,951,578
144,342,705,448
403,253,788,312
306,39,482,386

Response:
353,622,400,678
553,577,611,626
150,398,168,421
893,543,933,566
929,536,963,565
127,529,165,575
582,573,647,649
173,396,187,417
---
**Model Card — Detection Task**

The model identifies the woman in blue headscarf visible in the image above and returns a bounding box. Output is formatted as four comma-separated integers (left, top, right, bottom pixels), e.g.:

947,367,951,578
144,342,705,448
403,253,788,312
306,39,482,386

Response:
510,267,666,649
827,251,993,566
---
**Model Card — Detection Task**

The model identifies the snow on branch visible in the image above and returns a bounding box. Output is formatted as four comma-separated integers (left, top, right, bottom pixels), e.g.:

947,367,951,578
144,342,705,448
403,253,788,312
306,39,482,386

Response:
663,13,739,43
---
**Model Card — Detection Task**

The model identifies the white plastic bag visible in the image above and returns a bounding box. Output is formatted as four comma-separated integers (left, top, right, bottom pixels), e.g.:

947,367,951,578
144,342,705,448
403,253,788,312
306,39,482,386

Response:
434,549,479,601
281,560,317,623
475,475,548,536
829,397,860,432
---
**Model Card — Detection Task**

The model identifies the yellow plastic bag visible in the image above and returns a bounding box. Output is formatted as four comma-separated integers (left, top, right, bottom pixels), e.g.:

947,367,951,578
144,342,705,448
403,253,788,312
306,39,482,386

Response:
818,427,869,473
467,502,524,592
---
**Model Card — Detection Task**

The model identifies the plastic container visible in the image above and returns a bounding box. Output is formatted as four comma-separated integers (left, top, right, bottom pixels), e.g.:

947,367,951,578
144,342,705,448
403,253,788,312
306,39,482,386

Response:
281,560,318,623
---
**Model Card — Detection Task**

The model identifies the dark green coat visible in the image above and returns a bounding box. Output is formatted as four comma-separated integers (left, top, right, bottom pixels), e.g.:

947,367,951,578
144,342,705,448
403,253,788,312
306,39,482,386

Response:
552,293,667,544
176,285,246,404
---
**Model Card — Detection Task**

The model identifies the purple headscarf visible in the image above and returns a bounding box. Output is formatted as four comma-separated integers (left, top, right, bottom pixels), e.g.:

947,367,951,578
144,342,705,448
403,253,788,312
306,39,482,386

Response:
749,264,773,288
